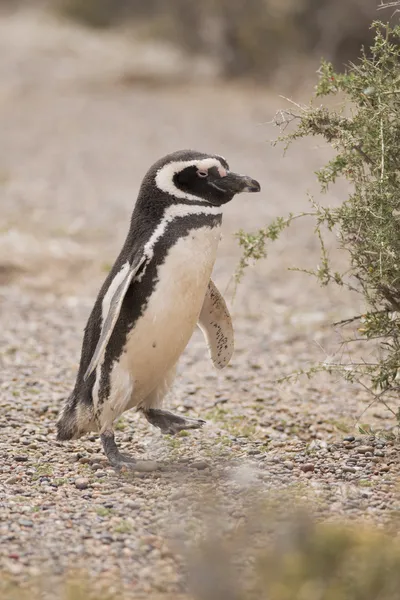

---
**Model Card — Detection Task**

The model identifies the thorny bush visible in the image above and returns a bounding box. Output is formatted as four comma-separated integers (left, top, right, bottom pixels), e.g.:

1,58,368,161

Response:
237,22,400,423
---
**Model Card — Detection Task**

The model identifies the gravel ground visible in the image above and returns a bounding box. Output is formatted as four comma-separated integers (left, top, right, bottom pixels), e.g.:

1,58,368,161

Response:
1,8,400,599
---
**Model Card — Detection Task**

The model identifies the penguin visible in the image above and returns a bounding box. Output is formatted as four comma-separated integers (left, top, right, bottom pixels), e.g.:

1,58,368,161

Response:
57,150,260,470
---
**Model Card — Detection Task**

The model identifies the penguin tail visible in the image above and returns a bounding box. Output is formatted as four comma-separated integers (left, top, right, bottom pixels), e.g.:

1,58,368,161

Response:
56,392,94,441
56,399,79,441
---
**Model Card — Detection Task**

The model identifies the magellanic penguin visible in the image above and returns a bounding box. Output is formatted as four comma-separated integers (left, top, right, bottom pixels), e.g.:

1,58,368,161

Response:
57,150,260,470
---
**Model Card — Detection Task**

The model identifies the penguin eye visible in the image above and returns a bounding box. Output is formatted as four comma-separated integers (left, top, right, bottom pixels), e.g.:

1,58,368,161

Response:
197,170,208,178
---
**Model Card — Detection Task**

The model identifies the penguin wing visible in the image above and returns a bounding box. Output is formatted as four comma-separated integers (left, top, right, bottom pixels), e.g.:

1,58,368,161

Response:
84,254,147,381
197,279,234,369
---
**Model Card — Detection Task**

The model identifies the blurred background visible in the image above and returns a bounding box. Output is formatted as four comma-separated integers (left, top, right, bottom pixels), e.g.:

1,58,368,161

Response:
54,0,380,83
0,0,384,295
1,0,381,84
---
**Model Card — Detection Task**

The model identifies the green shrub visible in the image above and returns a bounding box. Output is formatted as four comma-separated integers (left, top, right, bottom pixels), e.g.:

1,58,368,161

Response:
237,21,400,421
189,505,400,600
56,0,132,29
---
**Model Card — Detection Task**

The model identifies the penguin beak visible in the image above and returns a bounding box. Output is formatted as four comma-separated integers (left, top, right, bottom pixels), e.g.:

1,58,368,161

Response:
209,172,261,194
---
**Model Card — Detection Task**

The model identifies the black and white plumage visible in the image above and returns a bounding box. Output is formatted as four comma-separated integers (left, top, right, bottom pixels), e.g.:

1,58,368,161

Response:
57,150,260,470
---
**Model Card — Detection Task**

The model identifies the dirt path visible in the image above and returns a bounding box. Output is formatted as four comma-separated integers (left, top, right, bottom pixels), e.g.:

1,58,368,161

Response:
1,8,399,598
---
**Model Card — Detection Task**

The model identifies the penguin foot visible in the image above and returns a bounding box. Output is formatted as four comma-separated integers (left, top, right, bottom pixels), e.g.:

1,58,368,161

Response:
100,429,159,472
144,408,206,435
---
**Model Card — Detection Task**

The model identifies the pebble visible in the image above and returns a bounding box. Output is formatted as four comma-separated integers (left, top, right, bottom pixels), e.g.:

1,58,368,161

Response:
5,476,20,485
122,486,137,495
300,463,315,473
191,461,209,470
19,519,33,527
343,435,355,442
75,478,89,490
283,461,294,470
357,446,374,454
122,461,159,473
125,500,141,509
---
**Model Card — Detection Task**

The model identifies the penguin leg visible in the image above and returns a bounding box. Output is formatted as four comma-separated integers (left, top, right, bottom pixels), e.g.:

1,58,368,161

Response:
140,367,205,434
143,409,205,435
100,429,159,472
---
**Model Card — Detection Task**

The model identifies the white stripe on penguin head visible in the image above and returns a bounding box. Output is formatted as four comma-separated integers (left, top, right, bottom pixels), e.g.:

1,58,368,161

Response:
155,158,227,202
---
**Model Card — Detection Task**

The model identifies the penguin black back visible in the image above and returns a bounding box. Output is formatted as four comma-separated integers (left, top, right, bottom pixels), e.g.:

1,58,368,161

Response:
57,150,260,470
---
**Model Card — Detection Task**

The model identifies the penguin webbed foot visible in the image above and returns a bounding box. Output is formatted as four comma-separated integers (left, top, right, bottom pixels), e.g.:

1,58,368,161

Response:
100,429,159,472
144,408,205,435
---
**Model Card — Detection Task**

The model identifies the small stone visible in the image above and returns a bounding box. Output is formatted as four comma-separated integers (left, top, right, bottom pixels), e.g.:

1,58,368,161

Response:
300,463,315,473
89,455,105,464
191,461,209,470
7,563,22,575
357,446,374,454
14,456,28,462
125,500,141,509
75,478,89,490
122,461,159,473
343,435,355,442
374,450,385,457
91,463,103,470
283,461,294,470
380,465,390,472
342,466,356,473
5,476,19,484
19,519,33,527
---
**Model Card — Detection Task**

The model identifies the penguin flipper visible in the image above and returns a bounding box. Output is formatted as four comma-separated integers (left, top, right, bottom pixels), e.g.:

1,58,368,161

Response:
197,279,234,369
84,254,147,381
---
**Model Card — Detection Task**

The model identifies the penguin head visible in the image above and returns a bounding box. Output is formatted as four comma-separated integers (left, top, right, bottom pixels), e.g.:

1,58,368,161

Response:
144,150,260,206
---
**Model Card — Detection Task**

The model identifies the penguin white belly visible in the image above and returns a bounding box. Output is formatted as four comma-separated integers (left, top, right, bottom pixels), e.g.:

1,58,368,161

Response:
108,225,221,417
